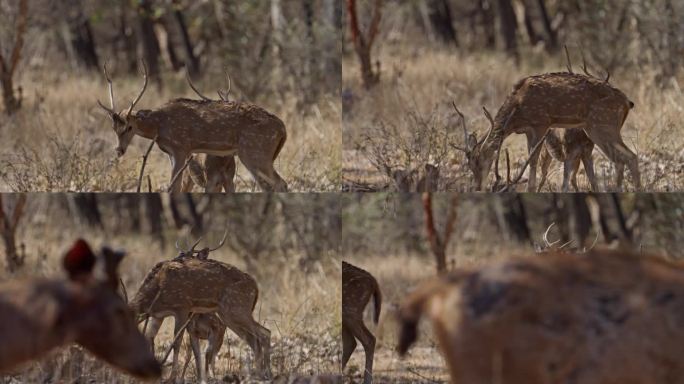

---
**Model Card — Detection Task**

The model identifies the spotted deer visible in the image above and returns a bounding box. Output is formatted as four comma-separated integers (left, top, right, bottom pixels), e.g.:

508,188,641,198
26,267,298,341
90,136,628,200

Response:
181,154,236,192
454,73,639,191
130,233,271,382
96,63,287,192
398,249,684,383
0,239,161,379
342,261,382,384
181,313,226,381
538,128,598,192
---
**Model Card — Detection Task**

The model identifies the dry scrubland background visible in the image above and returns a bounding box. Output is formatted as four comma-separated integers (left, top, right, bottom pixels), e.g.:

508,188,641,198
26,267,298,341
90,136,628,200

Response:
341,193,684,383
0,194,341,383
343,0,684,191
0,0,341,192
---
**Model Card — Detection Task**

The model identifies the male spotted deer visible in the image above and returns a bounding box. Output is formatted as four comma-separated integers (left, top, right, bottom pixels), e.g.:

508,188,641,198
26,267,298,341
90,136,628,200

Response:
398,249,684,383
0,239,161,379
97,63,287,192
454,73,639,191
130,232,271,382
342,261,381,384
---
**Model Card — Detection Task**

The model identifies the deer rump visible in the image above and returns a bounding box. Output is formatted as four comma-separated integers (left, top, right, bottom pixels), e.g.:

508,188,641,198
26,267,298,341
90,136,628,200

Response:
133,258,258,316
398,250,684,384
150,99,286,159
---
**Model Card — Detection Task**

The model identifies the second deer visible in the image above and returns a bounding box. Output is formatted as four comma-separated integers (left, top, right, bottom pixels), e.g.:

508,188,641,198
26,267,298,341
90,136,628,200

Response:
130,232,271,382
182,154,236,192
454,72,639,191
342,261,382,384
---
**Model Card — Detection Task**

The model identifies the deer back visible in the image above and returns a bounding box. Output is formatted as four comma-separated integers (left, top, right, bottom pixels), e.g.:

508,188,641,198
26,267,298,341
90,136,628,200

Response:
398,249,684,383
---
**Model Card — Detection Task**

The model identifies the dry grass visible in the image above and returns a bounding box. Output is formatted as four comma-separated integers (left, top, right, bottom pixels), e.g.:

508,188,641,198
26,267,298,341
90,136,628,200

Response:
343,47,684,192
0,69,341,192
0,212,341,383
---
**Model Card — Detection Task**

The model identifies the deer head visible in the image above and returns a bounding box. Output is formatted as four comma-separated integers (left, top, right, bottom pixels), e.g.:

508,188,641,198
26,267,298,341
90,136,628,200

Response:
174,230,228,260
450,103,495,190
96,62,149,157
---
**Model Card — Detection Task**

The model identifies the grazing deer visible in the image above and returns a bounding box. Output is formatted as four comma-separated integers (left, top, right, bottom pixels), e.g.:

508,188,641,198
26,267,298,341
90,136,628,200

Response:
453,73,639,191
342,261,381,384
181,154,236,192
537,129,598,192
0,239,161,379
97,63,287,192
130,233,271,382
398,249,684,383
181,313,226,381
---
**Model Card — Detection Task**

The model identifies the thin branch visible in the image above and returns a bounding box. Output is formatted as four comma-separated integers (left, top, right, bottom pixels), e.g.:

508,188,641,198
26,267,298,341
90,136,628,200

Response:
137,136,158,193
166,158,192,192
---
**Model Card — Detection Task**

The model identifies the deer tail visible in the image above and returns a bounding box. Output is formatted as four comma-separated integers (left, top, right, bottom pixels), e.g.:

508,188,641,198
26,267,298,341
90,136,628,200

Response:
273,124,287,162
372,278,382,324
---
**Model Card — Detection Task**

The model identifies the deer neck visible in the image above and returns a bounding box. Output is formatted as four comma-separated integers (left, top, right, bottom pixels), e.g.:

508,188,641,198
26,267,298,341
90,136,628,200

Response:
132,117,159,140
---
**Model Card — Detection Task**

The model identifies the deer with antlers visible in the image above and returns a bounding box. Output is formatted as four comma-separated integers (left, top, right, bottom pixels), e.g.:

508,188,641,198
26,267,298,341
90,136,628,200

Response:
97,63,287,192
453,72,639,192
342,261,382,384
130,231,271,382
397,248,684,383
0,239,161,379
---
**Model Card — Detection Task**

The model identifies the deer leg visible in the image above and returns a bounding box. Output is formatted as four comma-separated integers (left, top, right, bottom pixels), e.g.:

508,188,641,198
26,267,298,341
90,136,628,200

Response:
223,156,236,192
615,162,625,191
342,322,357,369
238,152,287,192
562,158,573,192
145,316,164,355
581,149,599,192
222,315,271,378
206,327,225,378
583,126,639,191
347,317,375,384
168,153,189,194
537,148,552,192
570,157,582,192
525,130,545,192
189,333,206,384
170,313,189,383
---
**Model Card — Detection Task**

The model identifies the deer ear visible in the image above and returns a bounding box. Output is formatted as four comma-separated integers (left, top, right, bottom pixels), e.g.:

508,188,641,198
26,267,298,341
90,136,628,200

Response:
100,247,125,289
63,239,96,281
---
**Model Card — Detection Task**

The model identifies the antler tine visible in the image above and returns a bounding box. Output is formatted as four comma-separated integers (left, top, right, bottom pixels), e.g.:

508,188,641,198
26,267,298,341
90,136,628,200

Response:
127,60,149,118
482,106,495,126
188,235,203,254
218,70,232,101
451,101,469,150
543,223,560,248
207,229,228,252
103,62,116,111
97,100,117,116
186,68,211,101
564,44,573,74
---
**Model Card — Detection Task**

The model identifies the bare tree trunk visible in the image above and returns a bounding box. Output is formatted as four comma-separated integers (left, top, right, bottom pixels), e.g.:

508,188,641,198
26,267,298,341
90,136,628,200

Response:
143,195,165,250
422,193,458,274
497,0,519,61
536,0,558,51
346,0,383,89
118,2,138,73
136,0,162,85
0,0,28,115
427,0,459,46
479,0,496,49
65,4,99,70
68,194,102,229
323,0,342,91
569,194,591,248
0,194,27,273
160,16,183,71
493,195,530,244
172,7,200,77
522,0,540,45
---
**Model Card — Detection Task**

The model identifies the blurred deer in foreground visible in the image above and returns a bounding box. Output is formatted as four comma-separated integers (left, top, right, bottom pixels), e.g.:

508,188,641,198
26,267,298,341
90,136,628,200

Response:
97,62,287,192
342,262,382,384
130,231,271,382
453,72,639,191
398,249,684,383
0,239,161,379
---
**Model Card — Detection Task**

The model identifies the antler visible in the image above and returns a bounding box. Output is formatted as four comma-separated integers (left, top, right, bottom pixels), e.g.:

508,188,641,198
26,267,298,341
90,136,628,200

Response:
451,102,470,152
186,68,211,101
543,223,560,248
206,229,228,252
217,70,232,101
126,60,148,119
97,62,118,116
